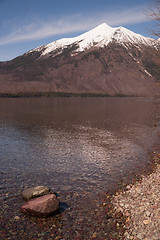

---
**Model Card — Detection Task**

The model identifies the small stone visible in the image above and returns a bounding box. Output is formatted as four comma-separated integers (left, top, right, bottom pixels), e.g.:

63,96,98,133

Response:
92,233,97,238
21,186,51,201
125,211,130,216
124,232,130,239
143,219,151,225
126,217,130,223
145,211,151,217
137,233,143,239
118,207,124,212
120,203,124,207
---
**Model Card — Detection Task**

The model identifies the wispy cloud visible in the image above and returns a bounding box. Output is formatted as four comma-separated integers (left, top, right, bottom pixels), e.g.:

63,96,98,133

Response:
0,6,147,46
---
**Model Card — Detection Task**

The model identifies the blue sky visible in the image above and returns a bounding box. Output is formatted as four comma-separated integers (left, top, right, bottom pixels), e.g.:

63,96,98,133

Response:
0,0,155,61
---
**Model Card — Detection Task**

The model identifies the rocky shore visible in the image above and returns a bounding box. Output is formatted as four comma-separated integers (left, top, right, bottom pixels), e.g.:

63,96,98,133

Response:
112,153,160,240
1,150,160,239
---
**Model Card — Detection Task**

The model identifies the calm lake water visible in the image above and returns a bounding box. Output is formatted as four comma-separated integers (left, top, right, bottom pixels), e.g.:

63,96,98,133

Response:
0,97,160,239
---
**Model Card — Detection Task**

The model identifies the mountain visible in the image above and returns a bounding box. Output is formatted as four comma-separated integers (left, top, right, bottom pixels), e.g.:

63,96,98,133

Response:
0,23,160,96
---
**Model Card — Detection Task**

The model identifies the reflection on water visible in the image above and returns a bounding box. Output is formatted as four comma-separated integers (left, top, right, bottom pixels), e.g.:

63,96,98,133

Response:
0,98,159,190
0,97,160,238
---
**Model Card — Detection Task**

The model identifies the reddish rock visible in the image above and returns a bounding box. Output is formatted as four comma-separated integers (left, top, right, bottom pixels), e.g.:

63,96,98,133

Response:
20,194,59,217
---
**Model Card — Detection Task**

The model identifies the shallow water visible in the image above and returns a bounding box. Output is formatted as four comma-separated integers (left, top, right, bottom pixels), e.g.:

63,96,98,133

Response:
0,97,160,239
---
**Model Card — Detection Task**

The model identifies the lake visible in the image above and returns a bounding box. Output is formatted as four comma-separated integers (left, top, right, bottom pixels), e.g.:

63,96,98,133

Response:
0,97,160,239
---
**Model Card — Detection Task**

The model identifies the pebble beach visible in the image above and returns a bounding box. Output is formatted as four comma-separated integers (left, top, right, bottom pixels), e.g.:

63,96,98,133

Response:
112,151,160,240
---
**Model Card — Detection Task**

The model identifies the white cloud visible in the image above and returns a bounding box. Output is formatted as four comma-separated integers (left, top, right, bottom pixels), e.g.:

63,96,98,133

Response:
0,6,147,46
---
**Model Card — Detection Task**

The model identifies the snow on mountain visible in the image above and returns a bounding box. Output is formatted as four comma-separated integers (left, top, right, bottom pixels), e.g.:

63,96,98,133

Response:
1,24,160,97
29,23,159,57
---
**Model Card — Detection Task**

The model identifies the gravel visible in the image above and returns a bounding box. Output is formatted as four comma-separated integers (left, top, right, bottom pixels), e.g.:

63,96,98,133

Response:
112,153,160,240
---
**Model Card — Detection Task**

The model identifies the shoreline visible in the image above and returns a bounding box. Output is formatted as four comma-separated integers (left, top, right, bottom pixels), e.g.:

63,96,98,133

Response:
111,149,160,240
1,151,159,239
0,92,138,98
0,97,159,239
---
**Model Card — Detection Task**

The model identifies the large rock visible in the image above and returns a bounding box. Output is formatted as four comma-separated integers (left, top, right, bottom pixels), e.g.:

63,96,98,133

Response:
20,194,60,217
21,186,51,201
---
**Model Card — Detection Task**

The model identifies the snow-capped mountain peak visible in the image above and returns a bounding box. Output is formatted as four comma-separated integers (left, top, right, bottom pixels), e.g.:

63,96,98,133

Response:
36,23,115,56
1,24,160,97
29,23,159,57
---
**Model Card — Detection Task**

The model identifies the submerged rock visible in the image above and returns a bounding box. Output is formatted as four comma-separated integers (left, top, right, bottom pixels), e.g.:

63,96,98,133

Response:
20,194,60,217
21,186,51,201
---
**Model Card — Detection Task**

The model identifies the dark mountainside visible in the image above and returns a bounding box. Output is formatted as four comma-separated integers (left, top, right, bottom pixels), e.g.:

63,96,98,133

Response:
0,24,160,97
